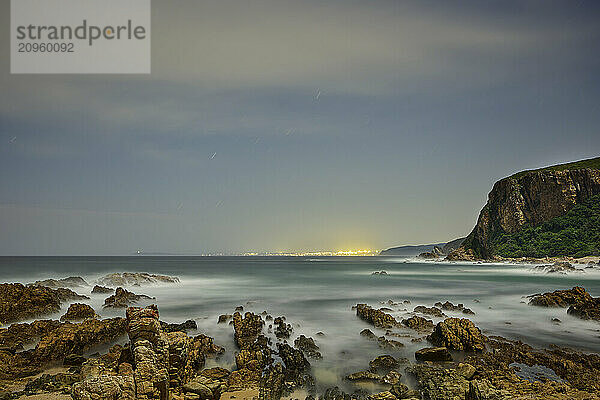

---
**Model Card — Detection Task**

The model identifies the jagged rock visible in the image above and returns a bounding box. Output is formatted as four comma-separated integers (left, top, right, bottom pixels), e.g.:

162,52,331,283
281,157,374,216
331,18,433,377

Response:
356,304,399,328
528,286,593,307
401,315,434,332
0,319,62,351
97,272,179,287
104,287,152,308
29,276,88,289
415,347,452,362
418,252,440,260
217,314,231,323
377,336,404,349
380,370,401,385
126,305,170,400
407,363,469,399
92,285,113,294
60,303,97,321
232,311,264,349
261,363,285,400
360,328,377,340
413,305,446,318
427,318,486,352
369,355,400,372
72,372,136,400
534,262,579,274
456,363,476,380
22,372,81,395
0,283,88,325
345,370,381,382
273,316,292,339
567,297,600,321
161,319,197,333
64,353,86,366
294,335,322,360
182,380,213,399
366,391,396,400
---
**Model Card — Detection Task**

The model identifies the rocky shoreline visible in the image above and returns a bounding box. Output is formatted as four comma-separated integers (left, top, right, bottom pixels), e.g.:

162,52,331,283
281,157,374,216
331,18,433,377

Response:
1,273,600,400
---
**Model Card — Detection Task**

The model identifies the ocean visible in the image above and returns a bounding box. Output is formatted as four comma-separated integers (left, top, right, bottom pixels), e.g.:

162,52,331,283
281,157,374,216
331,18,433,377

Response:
2,256,599,392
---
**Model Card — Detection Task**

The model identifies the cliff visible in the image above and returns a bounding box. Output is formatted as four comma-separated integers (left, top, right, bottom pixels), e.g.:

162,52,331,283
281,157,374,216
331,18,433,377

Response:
451,157,600,259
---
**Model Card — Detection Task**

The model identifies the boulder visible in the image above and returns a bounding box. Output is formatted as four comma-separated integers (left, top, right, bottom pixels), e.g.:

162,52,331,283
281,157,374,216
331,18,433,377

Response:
161,319,197,333
91,285,114,294
29,276,88,289
345,370,381,382
413,305,446,318
401,315,434,332
356,304,399,328
232,311,264,349
60,303,97,321
294,334,322,360
97,272,179,287
360,328,377,340
528,286,593,307
273,316,292,339
104,287,152,308
0,283,87,325
427,318,486,352
407,363,469,399
567,297,600,321
415,347,452,362
369,354,400,372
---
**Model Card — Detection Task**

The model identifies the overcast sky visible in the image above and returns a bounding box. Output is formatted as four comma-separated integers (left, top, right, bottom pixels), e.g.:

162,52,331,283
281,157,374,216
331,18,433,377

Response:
1,0,600,255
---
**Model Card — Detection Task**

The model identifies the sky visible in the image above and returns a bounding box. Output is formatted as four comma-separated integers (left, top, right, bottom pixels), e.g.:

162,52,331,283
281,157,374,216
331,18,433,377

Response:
1,0,600,255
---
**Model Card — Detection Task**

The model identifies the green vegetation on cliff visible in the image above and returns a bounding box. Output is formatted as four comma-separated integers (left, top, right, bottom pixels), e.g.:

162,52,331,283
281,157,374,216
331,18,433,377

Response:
510,157,600,180
492,194,600,258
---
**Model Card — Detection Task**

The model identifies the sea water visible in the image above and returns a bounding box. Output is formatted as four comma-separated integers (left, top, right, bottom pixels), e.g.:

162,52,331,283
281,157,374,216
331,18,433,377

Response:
1,256,599,392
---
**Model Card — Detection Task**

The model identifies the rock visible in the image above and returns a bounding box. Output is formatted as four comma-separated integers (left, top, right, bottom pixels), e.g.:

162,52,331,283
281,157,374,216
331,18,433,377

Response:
462,308,475,315
29,276,89,289
126,305,170,400
91,285,114,294
0,319,62,351
533,261,578,274
273,316,292,339
232,311,264,349
294,335,322,360
345,370,381,382
380,370,401,385
377,336,404,349
407,363,469,399
369,355,400,372
371,271,388,275
64,353,86,366
182,381,213,399
161,319,197,333
97,272,179,287
277,342,310,373
528,286,593,307
356,304,399,328
413,305,446,318
60,303,97,321
217,314,232,323
427,318,486,352
22,372,81,395
415,347,452,362
366,391,396,400
401,315,434,332
453,166,600,259
72,373,136,400
0,283,88,325
456,362,476,379
567,297,600,321
360,328,377,340
103,287,153,308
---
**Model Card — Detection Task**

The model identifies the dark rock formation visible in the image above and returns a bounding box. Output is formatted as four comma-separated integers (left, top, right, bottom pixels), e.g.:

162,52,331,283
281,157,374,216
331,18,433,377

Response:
427,318,486,352
103,287,153,308
97,272,180,287
29,276,88,289
160,319,197,333
92,285,114,294
567,298,600,321
294,335,322,360
413,305,446,318
415,347,452,362
533,262,579,274
232,311,264,349
528,286,593,307
273,316,292,339
451,162,600,259
359,328,377,340
345,370,381,382
368,355,400,372
60,303,97,321
0,283,88,325
355,304,399,328
401,315,434,332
